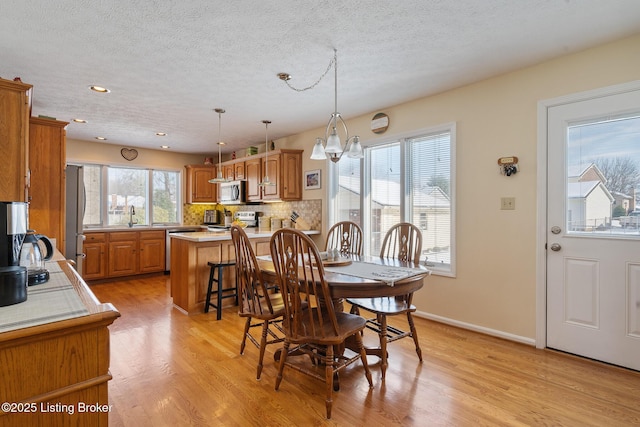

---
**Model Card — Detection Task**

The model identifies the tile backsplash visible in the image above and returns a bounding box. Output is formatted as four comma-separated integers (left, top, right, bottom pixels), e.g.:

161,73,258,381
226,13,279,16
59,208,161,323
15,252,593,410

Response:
183,199,322,230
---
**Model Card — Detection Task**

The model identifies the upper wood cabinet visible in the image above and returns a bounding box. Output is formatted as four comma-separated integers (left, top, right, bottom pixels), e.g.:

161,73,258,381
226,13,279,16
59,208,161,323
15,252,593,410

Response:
29,117,68,252
245,149,303,202
0,78,32,202
222,163,234,181
279,150,303,200
245,157,262,202
220,159,245,181
185,165,218,203
234,161,245,180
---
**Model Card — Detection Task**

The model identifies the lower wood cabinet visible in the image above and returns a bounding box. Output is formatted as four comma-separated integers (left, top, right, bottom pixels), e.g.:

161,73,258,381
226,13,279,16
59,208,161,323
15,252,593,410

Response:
108,232,138,277
0,261,119,427
84,230,165,280
83,233,108,280
139,231,166,273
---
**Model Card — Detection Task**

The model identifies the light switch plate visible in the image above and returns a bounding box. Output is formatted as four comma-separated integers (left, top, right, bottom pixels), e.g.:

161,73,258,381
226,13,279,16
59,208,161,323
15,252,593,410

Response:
501,197,515,210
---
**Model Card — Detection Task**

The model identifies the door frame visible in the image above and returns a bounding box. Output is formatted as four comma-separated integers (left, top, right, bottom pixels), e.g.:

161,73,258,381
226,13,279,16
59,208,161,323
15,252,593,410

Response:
535,79,640,349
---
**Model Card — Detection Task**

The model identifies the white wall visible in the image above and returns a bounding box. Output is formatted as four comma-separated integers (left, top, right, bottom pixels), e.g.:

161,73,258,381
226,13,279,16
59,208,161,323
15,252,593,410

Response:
279,34,640,340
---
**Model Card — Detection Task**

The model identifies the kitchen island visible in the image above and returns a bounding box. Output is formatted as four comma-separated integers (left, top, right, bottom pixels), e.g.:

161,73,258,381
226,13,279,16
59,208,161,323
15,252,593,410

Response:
169,228,319,314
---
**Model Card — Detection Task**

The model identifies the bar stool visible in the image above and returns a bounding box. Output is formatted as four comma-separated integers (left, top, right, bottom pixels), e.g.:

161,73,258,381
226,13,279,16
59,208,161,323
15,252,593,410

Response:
204,260,238,320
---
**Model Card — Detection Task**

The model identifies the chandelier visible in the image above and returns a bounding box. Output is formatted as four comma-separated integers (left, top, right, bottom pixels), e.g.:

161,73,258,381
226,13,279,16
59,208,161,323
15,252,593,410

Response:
279,49,363,163
208,108,228,183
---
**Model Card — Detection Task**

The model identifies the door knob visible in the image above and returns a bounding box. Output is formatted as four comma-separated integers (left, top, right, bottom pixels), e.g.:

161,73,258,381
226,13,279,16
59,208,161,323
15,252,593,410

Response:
550,243,561,251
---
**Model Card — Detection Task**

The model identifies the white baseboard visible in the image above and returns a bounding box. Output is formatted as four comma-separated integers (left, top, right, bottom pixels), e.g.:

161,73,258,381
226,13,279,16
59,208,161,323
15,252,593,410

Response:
414,310,536,346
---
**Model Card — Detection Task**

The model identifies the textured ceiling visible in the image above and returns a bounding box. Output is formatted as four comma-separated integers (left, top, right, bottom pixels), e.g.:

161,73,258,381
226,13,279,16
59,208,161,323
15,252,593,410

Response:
1,0,639,155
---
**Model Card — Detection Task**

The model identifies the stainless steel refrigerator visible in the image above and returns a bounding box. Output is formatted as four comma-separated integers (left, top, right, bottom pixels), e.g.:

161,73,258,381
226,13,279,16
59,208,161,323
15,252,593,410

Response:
64,165,85,275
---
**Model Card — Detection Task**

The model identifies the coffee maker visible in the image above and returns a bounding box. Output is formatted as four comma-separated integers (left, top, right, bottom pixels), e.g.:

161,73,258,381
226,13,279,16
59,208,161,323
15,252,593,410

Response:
0,201,28,306
0,201,28,267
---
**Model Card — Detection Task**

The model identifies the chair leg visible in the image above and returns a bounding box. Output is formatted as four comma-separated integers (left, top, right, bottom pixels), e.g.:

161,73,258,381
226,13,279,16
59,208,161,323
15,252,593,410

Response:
240,317,251,355
378,313,388,380
354,328,373,388
204,265,216,313
325,344,334,419
275,340,290,390
407,312,423,362
216,265,224,320
256,320,269,380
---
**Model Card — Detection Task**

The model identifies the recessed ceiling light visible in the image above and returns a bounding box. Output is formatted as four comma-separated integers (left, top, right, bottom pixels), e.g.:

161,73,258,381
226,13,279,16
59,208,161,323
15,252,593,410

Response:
72,118,87,123
90,85,110,93
95,136,107,140
156,132,167,136
160,145,170,149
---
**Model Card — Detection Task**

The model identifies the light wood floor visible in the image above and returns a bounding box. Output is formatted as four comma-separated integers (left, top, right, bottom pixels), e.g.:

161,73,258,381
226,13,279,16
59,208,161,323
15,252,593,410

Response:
90,274,640,426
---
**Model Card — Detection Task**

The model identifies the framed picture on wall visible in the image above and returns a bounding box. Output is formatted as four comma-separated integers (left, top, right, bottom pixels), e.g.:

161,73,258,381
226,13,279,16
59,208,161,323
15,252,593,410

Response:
304,169,321,190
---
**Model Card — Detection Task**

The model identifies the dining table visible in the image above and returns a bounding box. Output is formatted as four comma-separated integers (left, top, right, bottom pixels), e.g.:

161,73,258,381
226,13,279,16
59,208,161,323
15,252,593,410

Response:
258,253,430,358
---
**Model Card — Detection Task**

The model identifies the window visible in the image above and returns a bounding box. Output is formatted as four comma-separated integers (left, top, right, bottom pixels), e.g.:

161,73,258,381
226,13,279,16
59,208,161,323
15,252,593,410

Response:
80,164,180,227
332,124,455,275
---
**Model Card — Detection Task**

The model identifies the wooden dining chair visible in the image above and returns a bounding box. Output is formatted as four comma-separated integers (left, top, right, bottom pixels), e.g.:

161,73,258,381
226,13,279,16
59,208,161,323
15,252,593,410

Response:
347,222,423,380
270,228,373,419
324,220,363,255
230,225,285,380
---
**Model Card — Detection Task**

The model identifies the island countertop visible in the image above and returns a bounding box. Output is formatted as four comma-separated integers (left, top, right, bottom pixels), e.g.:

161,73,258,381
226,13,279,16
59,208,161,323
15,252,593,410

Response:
169,228,319,242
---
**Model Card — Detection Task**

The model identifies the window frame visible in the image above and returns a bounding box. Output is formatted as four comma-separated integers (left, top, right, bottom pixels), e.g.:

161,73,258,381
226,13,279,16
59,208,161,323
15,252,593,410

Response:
329,122,456,277
76,162,182,228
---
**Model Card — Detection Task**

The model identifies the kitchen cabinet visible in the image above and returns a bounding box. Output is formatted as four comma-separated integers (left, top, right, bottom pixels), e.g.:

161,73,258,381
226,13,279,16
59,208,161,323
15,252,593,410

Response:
84,230,165,281
108,232,138,277
185,165,218,203
139,230,166,273
245,156,262,201
0,261,119,427
234,161,245,179
0,78,32,202
222,163,234,181
28,117,68,252
84,232,108,280
221,159,245,180
245,149,303,202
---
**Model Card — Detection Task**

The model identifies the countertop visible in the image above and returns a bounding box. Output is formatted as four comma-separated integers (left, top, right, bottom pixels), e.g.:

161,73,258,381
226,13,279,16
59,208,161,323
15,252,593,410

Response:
169,228,320,242
83,224,207,232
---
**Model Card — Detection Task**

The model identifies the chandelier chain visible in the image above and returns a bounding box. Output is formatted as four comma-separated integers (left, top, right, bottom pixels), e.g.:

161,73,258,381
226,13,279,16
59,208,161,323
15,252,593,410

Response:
282,51,336,92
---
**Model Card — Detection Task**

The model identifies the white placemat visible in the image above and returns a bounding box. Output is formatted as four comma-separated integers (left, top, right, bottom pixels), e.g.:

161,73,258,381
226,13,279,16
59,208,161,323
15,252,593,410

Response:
0,262,90,333
323,261,429,286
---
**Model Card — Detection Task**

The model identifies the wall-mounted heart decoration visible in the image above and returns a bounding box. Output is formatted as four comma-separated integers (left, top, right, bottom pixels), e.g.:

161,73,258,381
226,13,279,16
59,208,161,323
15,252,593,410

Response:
121,148,138,161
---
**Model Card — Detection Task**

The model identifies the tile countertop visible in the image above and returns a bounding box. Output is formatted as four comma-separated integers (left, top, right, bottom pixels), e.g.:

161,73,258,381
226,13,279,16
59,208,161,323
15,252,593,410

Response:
169,228,320,242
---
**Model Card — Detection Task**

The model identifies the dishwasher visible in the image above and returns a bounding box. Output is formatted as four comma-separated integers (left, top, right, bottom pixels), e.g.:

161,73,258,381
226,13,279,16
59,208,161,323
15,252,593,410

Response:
165,227,203,273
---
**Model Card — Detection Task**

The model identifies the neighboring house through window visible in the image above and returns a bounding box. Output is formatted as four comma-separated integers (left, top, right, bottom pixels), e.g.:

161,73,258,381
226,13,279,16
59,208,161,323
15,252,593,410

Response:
330,123,456,276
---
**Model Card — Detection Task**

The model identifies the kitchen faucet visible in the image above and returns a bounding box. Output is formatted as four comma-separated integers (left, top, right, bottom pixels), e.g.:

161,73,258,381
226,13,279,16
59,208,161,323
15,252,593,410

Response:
128,205,138,227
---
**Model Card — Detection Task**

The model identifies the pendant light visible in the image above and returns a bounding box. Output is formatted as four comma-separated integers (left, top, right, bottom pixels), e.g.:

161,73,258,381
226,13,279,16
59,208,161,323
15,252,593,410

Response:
259,120,275,186
208,108,228,183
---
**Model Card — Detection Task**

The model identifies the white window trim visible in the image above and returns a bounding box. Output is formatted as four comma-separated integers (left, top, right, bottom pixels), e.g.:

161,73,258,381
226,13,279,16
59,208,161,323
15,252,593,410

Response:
328,122,456,277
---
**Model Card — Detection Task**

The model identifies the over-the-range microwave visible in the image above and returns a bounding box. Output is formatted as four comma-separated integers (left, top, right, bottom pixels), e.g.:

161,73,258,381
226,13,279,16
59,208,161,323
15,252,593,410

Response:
219,180,246,204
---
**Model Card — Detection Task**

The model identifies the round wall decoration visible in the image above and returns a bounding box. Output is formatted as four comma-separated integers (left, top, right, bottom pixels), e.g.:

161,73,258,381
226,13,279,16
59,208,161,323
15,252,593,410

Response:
371,112,389,134
121,148,138,161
